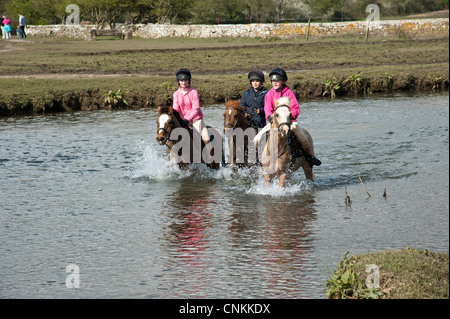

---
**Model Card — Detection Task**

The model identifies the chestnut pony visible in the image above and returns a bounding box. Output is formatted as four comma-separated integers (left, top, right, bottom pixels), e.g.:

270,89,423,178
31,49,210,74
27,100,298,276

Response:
223,100,258,167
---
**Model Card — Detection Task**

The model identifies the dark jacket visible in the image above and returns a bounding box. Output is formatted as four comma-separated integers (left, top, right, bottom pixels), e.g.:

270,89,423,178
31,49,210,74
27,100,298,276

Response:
240,86,268,128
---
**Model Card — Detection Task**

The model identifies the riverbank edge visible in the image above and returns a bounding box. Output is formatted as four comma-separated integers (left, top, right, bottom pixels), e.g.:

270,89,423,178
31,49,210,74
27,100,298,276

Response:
0,64,448,117
325,247,449,299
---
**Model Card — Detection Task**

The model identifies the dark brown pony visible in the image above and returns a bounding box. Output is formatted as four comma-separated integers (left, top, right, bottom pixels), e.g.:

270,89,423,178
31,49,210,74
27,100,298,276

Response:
223,100,258,167
156,105,221,170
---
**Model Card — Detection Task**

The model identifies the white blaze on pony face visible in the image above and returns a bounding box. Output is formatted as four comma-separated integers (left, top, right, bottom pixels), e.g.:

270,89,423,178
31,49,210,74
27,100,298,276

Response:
274,97,292,135
223,108,237,134
157,113,171,144
158,114,170,132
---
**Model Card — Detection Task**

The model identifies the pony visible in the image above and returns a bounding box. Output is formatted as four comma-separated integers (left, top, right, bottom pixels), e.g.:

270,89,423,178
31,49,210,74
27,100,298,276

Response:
223,100,258,167
156,105,222,170
261,97,317,187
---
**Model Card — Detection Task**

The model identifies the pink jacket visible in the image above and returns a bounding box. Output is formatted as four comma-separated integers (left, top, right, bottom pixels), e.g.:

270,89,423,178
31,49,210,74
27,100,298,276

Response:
173,86,203,122
264,86,300,122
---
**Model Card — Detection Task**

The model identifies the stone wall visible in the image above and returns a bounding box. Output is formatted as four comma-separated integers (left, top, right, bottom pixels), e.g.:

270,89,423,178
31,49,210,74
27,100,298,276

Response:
25,18,449,40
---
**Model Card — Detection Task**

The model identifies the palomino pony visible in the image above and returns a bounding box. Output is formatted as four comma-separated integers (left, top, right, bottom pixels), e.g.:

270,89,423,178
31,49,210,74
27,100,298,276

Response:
156,105,222,170
223,100,258,167
261,97,317,187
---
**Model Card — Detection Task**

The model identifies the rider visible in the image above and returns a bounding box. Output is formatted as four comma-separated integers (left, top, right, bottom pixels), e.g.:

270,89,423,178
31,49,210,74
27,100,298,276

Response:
254,68,321,167
240,70,268,129
172,68,213,159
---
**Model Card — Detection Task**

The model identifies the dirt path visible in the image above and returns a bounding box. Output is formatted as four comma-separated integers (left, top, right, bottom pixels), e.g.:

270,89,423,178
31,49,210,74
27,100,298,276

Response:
0,73,150,79
0,40,29,53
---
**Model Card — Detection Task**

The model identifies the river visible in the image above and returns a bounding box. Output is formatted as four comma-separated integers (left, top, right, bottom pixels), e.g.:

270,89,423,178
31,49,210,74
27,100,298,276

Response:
0,92,448,298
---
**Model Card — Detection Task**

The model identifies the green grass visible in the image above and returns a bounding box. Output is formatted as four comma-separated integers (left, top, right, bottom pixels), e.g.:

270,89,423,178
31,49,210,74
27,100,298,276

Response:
326,247,449,299
1,37,447,76
0,36,448,115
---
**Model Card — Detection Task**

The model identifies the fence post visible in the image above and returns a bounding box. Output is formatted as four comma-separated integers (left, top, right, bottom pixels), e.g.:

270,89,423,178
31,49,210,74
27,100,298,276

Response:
365,19,370,42
306,18,311,41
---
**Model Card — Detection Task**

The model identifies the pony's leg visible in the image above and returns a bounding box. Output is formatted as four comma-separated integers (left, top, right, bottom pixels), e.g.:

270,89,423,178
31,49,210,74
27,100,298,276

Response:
278,173,287,188
193,120,213,160
302,164,314,181
231,136,237,167
264,174,272,187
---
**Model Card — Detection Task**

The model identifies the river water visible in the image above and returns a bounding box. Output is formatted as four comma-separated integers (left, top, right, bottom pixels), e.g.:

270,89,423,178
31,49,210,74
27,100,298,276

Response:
0,92,448,299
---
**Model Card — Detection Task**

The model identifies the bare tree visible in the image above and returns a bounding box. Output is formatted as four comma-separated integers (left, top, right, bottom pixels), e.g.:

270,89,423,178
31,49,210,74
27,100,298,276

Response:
274,0,289,21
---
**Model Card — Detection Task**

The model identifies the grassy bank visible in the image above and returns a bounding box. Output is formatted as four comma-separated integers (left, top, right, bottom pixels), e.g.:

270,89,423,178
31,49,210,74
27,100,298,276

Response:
0,36,448,116
326,247,449,299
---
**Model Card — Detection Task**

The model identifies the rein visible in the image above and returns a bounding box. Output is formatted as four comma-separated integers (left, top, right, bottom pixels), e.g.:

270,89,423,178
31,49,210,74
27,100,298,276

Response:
224,105,249,129
272,103,304,161
273,104,292,132
158,111,196,153
158,114,176,145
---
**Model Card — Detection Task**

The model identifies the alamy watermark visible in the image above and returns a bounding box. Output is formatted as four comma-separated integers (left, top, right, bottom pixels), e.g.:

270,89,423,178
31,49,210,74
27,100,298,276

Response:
162,126,282,173
366,4,380,24
65,264,80,288
365,264,380,289
65,4,80,25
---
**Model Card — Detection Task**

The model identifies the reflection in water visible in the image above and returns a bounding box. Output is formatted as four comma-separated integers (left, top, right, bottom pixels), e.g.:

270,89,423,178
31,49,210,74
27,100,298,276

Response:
159,179,318,298
260,197,317,297
159,181,215,298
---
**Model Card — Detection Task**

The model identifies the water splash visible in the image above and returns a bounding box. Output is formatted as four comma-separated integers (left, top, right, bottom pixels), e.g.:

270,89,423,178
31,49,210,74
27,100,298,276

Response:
131,140,314,196
131,141,193,181
246,176,311,197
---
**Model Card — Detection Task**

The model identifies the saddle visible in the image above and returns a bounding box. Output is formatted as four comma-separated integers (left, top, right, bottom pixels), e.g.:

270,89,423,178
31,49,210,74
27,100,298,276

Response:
171,110,218,157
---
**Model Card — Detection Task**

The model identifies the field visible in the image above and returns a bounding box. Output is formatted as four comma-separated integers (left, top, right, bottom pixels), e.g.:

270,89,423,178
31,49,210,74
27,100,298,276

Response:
0,35,448,115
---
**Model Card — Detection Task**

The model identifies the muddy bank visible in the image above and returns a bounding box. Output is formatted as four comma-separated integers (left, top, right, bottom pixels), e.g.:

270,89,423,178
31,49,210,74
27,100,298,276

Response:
0,69,448,117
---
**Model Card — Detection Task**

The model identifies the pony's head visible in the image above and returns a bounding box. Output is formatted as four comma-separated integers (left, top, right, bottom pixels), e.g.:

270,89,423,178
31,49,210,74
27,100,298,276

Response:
271,97,292,136
156,106,175,145
223,99,247,133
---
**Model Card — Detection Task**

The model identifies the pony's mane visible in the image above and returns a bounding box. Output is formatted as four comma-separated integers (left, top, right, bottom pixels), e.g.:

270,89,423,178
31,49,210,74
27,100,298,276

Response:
225,99,247,112
276,97,291,108
157,106,184,126
171,109,184,125
157,105,171,114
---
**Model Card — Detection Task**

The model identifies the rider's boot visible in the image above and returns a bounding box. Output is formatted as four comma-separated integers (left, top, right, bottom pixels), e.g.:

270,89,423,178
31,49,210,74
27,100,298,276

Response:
291,122,322,167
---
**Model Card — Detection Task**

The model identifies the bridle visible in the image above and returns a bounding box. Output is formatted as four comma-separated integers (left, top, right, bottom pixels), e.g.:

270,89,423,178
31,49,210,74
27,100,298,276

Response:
272,104,303,160
273,104,292,132
157,114,176,144
224,106,247,130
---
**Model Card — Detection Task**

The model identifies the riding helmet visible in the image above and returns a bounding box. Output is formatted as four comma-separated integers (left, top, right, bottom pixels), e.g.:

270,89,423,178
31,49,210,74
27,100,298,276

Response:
248,70,265,83
269,68,288,82
176,68,192,81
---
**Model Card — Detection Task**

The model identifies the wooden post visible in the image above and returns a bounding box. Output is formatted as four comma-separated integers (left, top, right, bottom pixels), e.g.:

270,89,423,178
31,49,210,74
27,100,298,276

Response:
306,18,311,41
365,19,370,42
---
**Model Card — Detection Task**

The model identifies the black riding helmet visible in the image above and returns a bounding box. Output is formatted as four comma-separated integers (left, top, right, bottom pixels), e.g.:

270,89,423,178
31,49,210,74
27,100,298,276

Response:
176,68,192,81
248,70,265,83
269,68,288,82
